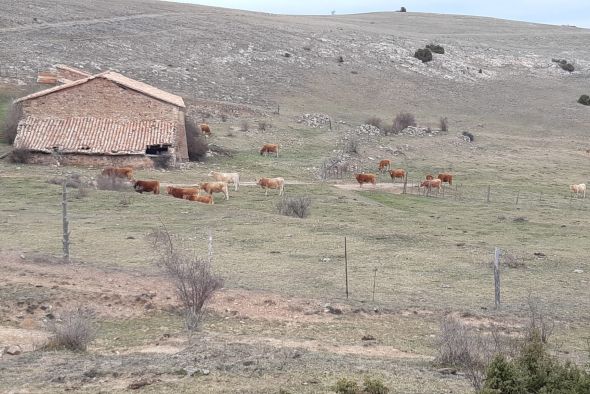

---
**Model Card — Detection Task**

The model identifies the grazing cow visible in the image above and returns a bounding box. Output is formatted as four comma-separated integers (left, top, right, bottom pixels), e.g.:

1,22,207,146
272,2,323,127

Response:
166,186,199,199
378,159,391,172
208,171,240,191
187,194,214,204
260,143,279,157
256,177,285,196
437,173,453,185
200,181,229,200
102,166,133,179
354,173,377,188
200,123,211,137
388,168,406,183
425,174,434,180
133,180,160,194
420,179,442,191
570,183,586,198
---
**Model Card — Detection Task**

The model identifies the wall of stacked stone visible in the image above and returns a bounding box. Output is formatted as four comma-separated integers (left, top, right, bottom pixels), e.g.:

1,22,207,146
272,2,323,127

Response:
23,78,180,122
27,152,155,169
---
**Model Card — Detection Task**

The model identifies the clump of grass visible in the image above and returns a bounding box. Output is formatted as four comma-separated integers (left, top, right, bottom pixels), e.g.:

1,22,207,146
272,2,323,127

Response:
239,120,249,132
344,138,360,154
258,120,270,131
333,378,359,394
277,196,311,218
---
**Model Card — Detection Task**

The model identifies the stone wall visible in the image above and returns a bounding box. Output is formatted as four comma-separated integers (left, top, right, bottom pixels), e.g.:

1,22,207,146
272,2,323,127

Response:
27,152,155,169
23,78,180,122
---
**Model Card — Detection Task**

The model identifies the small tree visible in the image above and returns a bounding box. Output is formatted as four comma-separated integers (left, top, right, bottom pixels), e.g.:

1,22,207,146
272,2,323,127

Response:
1,100,23,144
150,227,223,340
185,116,208,161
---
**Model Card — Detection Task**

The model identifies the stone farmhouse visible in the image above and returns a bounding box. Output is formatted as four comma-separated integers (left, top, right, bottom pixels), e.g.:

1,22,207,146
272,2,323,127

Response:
13,67,188,167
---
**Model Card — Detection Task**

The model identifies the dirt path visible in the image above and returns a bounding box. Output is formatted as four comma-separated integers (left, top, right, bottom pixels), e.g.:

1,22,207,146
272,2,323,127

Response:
0,13,186,33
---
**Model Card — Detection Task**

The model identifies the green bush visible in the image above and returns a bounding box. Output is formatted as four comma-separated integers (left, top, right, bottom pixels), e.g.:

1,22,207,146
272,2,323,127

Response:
482,331,590,394
414,48,433,63
334,378,360,394
578,95,590,106
426,44,445,54
363,377,389,394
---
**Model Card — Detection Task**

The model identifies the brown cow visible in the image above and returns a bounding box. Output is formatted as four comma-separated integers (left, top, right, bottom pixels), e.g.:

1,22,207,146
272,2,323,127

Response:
260,144,279,157
256,177,285,196
166,186,199,199
420,179,442,191
425,174,434,180
199,181,229,200
102,166,133,179
388,168,406,183
437,173,453,185
354,173,377,188
378,159,391,172
187,194,214,204
133,180,160,194
200,123,211,137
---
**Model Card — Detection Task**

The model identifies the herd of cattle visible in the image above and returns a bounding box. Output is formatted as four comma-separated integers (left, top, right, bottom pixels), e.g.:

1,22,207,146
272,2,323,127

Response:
99,143,286,205
100,142,586,203
354,159,453,191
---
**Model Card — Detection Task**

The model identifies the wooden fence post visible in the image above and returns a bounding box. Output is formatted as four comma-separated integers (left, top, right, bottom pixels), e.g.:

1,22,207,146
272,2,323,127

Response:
486,185,491,203
494,247,501,309
515,191,520,205
62,180,70,263
372,267,378,302
344,237,349,299
403,174,407,194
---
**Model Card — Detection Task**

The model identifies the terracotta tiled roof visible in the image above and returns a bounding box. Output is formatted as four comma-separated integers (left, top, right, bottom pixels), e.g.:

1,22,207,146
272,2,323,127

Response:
55,65,92,78
14,116,177,155
15,70,185,108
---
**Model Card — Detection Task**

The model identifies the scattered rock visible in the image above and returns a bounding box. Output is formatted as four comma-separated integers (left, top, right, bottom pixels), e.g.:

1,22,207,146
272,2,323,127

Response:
296,113,331,128
361,334,376,341
324,304,343,315
573,269,584,274
320,257,331,263
533,252,546,258
4,345,22,356
438,368,458,375
128,378,160,390
242,360,255,366
183,367,210,377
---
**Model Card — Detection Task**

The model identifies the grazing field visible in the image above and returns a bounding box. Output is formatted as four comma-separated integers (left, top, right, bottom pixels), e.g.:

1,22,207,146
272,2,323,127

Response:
1,0,590,392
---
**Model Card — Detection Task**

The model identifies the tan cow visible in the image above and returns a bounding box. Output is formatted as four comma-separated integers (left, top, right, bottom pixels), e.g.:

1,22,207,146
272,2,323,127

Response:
256,177,285,196
187,194,214,204
200,181,229,200
378,159,391,172
420,179,442,191
102,166,133,179
208,171,240,191
167,186,199,199
200,123,211,137
388,168,406,183
354,173,377,188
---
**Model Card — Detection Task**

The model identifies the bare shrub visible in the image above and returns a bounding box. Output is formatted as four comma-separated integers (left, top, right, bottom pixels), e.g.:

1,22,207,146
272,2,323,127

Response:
257,120,270,131
75,183,90,199
95,174,131,191
150,227,223,339
560,62,574,72
392,112,416,133
220,113,228,122
414,48,433,63
277,196,311,218
8,148,31,164
337,56,344,63
578,94,590,106
344,138,360,154
239,120,249,132
333,378,359,394
365,116,383,129
526,296,554,344
439,117,448,132
436,316,517,391
2,100,23,144
44,307,96,351
185,117,208,161
399,6,406,12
